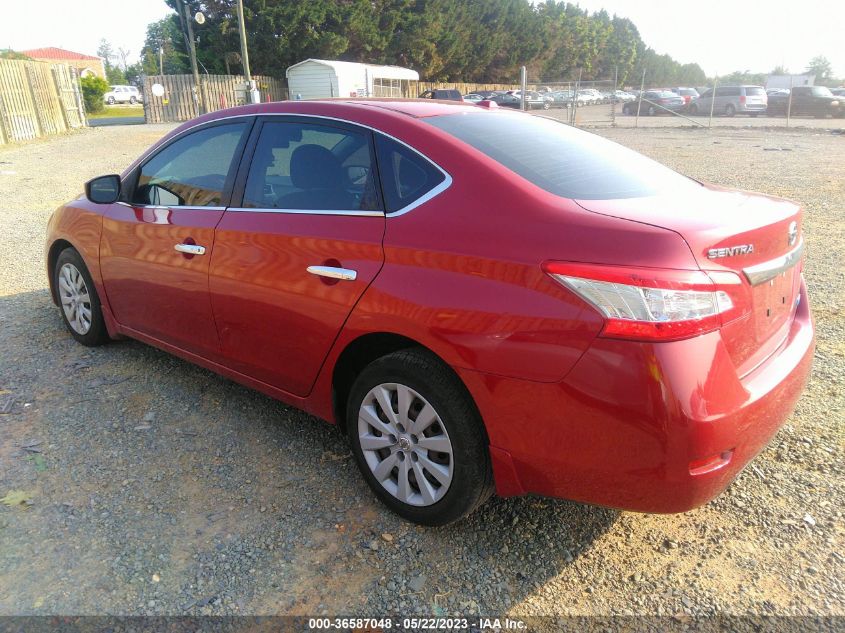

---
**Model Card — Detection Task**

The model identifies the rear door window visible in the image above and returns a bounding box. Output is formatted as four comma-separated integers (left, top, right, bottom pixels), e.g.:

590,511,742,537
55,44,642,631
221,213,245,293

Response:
745,87,765,96
241,120,381,211
375,135,446,213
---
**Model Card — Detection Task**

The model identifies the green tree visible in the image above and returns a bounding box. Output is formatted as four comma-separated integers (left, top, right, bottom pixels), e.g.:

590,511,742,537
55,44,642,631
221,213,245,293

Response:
0,49,31,60
97,39,126,84
80,75,109,114
805,55,833,84
140,15,190,75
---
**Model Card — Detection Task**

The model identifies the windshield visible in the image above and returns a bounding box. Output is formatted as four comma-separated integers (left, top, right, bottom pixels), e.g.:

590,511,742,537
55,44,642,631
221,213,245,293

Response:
811,86,833,97
425,112,699,200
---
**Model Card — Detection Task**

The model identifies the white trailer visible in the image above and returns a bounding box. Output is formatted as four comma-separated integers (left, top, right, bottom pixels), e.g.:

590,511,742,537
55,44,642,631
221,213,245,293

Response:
766,74,815,91
286,59,419,100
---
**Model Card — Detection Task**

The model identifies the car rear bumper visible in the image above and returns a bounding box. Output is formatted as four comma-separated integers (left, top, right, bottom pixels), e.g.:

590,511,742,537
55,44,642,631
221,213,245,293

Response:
459,279,814,513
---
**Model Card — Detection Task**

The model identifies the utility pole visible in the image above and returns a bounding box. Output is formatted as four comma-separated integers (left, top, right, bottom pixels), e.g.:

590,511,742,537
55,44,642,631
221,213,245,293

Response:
177,0,205,113
236,0,260,103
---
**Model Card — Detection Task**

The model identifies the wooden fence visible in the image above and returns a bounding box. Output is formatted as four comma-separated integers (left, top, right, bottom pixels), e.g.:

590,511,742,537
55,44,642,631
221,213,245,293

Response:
0,59,86,145
404,81,524,97
143,74,287,123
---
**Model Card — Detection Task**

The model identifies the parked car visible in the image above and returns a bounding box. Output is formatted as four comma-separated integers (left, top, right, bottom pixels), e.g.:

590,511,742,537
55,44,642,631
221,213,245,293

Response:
48,100,814,526
690,85,767,116
503,90,551,110
419,89,462,101
831,88,845,97
488,92,523,109
547,90,574,107
767,89,790,97
577,88,604,105
622,90,685,115
463,93,485,103
767,85,844,118
612,90,637,103
670,87,700,107
103,85,141,105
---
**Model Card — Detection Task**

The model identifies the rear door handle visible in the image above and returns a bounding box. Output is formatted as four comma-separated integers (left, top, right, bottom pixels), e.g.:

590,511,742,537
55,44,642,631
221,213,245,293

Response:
174,243,206,256
306,265,357,281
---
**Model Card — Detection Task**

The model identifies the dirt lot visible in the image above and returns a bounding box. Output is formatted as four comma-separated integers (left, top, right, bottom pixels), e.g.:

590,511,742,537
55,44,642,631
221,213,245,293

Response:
0,122,842,619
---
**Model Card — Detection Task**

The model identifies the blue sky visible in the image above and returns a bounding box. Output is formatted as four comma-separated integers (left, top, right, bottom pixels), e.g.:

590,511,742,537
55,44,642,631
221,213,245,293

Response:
2,0,842,78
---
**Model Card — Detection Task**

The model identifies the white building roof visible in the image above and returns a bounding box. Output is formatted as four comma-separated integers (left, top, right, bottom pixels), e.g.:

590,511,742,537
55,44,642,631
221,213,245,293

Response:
286,59,419,81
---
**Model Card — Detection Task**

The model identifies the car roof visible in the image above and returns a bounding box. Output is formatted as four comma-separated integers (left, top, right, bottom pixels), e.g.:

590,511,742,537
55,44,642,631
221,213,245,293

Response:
204,99,479,120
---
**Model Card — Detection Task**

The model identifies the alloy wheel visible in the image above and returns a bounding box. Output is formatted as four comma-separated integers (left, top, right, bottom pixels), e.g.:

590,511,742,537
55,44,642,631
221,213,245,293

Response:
58,263,92,335
357,382,454,507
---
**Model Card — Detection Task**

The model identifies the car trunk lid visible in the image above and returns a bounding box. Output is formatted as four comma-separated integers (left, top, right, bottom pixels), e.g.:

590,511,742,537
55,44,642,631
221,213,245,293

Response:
575,184,803,373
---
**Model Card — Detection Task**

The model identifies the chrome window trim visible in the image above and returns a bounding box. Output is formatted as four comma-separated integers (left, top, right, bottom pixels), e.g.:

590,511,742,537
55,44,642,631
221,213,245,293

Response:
116,201,227,211
226,207,383,217
161,111,453,218
742,239,804,286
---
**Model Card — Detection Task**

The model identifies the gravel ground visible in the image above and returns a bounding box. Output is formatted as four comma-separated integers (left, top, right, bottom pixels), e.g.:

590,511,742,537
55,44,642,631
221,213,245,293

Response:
0,123,842,620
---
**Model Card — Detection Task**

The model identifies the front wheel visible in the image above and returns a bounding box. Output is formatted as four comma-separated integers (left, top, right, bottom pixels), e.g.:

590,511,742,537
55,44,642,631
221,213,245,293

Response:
107,96,115,105
347,349,493,526
54,248,109,346
690,104,699,115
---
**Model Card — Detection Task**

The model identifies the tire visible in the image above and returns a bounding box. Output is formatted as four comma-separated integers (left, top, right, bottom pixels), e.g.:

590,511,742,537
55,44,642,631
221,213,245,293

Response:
543,100,550,110
623,104,632,115
346,349,493,526
725,104,736,117
129,96,137,104
648,105,657,116
689,104,699,116
54,248,109,347
107,96,115,105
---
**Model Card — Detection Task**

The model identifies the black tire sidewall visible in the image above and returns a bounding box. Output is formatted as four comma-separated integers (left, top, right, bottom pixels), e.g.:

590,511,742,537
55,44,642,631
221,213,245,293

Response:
54,248,109,346
346,350,492,526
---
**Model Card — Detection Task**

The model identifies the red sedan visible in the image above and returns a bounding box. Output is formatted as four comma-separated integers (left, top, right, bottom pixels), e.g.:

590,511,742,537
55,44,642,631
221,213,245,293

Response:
46,100,814,525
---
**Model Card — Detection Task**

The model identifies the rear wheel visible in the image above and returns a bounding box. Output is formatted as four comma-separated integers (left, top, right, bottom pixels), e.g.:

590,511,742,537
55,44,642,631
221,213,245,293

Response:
689,103,699,115
54,248,109,346
107,96,115,105
622,104,632,115
129,96,137,104
725,103,736,117
347,349,493,526
647,105,657,116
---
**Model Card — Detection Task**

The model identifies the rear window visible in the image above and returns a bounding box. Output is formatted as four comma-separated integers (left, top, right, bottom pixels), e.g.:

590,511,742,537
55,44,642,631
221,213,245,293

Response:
679,89,698,96
744,87,765,96
425,112,698,200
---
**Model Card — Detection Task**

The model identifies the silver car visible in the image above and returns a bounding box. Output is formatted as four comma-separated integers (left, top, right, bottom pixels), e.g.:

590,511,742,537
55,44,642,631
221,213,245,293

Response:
689,85,767,116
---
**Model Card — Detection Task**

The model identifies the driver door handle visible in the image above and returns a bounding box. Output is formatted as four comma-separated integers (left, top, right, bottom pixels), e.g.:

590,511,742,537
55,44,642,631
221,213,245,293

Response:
174,243,206,256
306,265,357,281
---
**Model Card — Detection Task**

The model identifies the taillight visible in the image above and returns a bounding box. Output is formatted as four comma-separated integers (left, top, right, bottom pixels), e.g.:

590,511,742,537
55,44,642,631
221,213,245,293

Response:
542,262,749,341
740,95,747,104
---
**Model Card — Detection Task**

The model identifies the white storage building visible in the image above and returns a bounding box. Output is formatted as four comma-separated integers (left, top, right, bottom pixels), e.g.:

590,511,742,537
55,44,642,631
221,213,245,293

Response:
285,59,419,100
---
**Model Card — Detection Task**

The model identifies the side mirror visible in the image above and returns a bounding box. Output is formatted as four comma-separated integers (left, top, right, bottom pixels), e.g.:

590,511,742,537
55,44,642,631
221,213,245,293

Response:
85,174,121,204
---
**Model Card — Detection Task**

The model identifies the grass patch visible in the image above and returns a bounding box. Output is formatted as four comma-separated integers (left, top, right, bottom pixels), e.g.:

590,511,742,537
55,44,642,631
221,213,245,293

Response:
87,106,144,120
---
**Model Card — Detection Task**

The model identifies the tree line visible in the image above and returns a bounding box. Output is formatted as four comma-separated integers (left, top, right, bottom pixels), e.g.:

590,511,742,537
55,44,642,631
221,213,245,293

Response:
135,0,709,87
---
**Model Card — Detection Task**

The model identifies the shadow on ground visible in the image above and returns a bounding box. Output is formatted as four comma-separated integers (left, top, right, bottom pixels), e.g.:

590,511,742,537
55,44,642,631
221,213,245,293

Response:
0,289,618,615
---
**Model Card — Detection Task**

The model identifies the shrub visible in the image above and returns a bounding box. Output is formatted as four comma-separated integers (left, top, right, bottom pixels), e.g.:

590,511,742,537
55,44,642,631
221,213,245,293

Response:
80,75,109,114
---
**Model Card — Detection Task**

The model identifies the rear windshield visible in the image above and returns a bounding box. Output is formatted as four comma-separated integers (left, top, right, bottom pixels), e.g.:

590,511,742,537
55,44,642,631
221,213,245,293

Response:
679,89,698,96
745,87,765,96
425,112,698,200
